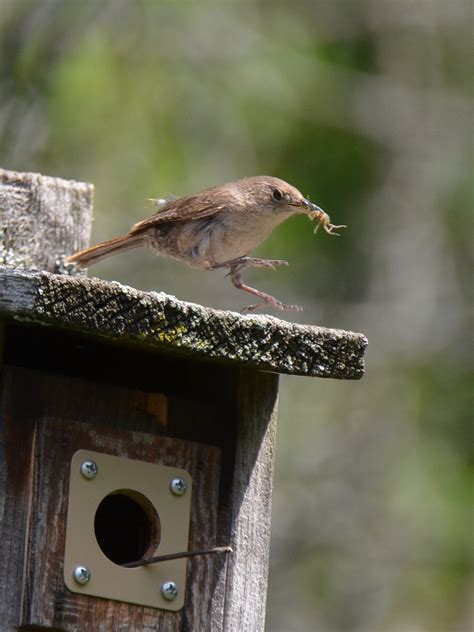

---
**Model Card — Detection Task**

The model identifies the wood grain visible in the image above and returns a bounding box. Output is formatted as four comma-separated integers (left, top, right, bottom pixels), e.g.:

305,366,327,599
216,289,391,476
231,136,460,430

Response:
221,369,279,632
0,168,93,271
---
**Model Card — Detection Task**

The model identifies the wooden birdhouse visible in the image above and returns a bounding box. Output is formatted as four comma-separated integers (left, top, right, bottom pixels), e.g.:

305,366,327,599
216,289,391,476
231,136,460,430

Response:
0,168,367,631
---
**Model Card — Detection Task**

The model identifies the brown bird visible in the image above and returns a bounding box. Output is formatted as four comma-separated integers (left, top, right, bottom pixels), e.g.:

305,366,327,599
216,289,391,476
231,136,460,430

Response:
66,175,345,312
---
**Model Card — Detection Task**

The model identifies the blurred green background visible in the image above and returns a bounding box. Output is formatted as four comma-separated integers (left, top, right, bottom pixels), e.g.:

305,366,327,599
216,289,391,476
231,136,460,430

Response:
1,1,472,630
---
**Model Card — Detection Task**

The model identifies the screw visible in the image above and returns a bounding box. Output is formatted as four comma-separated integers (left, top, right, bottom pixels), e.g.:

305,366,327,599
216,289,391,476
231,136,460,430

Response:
161,580,178,601
80,460,98,480
73,566,91,585
170,477,187,496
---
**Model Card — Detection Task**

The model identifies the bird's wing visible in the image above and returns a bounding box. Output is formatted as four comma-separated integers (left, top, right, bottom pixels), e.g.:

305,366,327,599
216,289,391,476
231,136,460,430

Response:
130,191,229,235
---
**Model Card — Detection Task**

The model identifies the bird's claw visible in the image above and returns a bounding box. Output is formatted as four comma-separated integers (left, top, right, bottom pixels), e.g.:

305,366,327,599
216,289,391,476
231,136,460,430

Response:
260,258,289,269
241,299,303,313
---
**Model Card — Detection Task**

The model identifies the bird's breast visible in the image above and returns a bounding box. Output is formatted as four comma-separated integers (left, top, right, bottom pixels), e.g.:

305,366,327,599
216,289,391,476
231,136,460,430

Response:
147,210,288,269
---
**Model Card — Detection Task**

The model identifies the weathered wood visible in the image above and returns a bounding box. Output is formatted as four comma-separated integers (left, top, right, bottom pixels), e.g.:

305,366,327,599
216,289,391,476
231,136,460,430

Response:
0,267,367,380
0,366,37,630
221,369,279,632
0,366,222,631
0,168,93,271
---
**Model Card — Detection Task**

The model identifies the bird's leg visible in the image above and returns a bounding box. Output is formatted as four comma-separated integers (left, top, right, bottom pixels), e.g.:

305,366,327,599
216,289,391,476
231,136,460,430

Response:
228,265,303,313
211,256,288,273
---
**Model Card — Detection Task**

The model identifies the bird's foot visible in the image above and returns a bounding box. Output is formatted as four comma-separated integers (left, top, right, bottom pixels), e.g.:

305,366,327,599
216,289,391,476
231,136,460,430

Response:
228,268,303,313
241,298,303,313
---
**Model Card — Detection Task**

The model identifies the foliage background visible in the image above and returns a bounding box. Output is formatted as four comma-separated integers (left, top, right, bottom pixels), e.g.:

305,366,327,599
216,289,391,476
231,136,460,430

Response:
1,1,471,630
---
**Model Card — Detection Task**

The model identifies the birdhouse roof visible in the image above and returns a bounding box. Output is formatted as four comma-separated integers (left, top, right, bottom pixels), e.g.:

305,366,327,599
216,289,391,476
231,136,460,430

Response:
0,268,367,379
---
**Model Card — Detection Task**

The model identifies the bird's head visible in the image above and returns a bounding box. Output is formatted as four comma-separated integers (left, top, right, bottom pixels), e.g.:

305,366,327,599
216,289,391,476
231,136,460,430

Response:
232,176,345,236
234,175,325,218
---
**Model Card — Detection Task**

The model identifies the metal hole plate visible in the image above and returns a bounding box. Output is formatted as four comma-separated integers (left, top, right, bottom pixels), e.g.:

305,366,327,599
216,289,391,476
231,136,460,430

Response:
64,450,192,611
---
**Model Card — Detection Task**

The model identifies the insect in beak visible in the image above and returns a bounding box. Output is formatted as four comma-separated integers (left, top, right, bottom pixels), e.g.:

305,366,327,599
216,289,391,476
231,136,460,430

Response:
302,198,347,236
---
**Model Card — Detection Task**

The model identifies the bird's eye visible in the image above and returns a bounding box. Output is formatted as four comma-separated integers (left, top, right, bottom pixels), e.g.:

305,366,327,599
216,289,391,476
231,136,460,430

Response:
272,188,283,202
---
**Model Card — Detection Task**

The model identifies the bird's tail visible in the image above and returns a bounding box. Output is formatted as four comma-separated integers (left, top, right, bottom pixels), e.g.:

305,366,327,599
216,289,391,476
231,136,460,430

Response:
66,233,145,269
